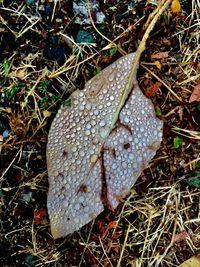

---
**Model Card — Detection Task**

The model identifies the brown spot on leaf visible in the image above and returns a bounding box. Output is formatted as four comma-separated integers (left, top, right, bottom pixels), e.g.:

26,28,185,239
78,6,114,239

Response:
123,143,131,149
62,150,68,157
78,184,89,193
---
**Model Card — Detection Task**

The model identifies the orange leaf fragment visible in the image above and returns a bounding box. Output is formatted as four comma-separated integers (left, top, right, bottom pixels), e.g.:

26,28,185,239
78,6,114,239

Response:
33,208,47,225
151,51,169,59
101,220,118,240
189,81,200,103
107,220,118,230
171,0,181,13
145,81,162,97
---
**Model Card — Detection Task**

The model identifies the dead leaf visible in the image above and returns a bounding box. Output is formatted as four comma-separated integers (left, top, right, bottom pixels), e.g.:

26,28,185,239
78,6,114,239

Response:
151,51,169,59
171,0,181,13
178,255,200,267
173,230,188,243
145,81,162,97
47,53,163,239
155,60,162,69
189,81,200,103
0,28,6,33
13,68,27,79
101,220,118,240
33,208,47,225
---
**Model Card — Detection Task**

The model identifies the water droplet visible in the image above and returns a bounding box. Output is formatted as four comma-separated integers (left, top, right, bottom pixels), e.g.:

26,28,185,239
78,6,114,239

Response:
91,120,96,126
129,153,134,160
94,109,99,115
72,146,77,152
85,129,91,136
124,117,129,123
74,203,80,211
80,150,85,157
99,120,106,127
99,127,109,139
108,72,116,82
86,123,91,129
112,163,117,170
86,103,91,110
79,105,85,111
110,95,114,101
103,88,108,94
99,94,104,100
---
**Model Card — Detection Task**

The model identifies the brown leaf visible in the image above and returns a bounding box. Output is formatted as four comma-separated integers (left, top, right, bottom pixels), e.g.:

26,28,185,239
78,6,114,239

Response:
189,81,200,103
151,51,169,59
145,81,162,97
173,230,188,243
13,68,27,79
107,220,118,229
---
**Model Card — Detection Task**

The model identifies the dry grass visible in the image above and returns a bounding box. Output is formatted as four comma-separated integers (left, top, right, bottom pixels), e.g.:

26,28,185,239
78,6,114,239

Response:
0,0,200,266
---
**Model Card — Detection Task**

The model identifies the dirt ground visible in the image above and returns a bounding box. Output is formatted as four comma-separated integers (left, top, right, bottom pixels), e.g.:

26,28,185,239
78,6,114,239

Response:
0,0,200,266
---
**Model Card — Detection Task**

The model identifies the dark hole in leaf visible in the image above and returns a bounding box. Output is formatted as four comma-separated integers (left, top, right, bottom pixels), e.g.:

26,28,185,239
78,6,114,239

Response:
123,143,131,149
62,150,68,157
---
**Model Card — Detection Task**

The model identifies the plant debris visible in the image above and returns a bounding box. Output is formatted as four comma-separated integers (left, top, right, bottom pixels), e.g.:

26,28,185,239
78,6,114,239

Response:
189,81,200,103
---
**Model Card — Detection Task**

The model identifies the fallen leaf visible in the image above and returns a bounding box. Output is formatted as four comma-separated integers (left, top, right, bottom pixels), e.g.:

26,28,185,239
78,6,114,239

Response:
0,28,6,32
178,255,200,267
173,230,188,243
13,68,27,79
155,60,162,69
151,51,169,59
189,81,200,103
33,208,47,225
47,53,163,239
171,0,181,13
101,220,118,239
145,81,162,97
